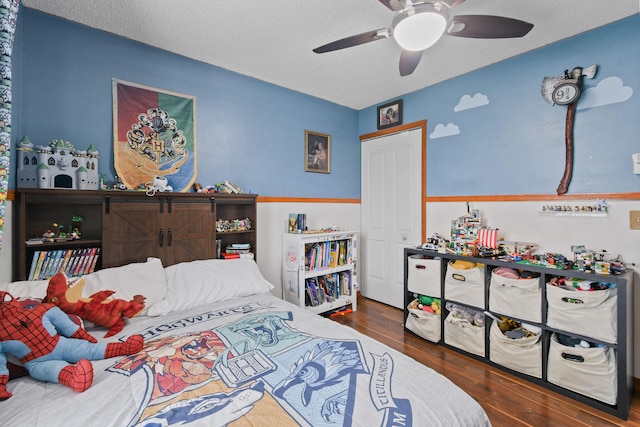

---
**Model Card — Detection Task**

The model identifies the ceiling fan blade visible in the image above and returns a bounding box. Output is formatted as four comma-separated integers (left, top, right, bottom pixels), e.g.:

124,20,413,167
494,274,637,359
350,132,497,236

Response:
440,0,466,7
448,15,534,39
313,28,389,53
378,0,408,11
399,50,423,76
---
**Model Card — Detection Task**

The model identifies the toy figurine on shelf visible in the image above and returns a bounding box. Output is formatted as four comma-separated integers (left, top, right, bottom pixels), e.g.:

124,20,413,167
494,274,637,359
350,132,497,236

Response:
70,227,81,240
112,175,127,191
42,229,55,242
52,222,65,237
71,214,84,234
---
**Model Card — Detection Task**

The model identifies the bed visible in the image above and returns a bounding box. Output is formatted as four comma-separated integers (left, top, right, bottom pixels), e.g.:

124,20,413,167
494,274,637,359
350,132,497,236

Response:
1,258,491,427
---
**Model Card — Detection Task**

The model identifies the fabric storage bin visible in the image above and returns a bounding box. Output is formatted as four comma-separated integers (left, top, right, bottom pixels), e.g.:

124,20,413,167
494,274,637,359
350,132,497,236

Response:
407,256,441,297
444,261,484,307
547,334,617,405
405,299,441,343
546,283,617,343
489,271,541,323
489,321,541,378
444,312,485,357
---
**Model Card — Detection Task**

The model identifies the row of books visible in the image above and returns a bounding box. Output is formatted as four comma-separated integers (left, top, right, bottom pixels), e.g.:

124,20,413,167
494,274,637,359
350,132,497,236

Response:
304,239,352,270
305,272,352,307
28,247,101,280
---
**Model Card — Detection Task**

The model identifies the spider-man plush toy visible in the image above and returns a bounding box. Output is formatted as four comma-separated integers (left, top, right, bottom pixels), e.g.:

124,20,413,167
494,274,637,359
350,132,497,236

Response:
0,290,144,400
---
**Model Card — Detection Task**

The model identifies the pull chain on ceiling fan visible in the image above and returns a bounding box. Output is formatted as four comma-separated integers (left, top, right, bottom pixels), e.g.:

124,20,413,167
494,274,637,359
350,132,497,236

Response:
313,0,534,76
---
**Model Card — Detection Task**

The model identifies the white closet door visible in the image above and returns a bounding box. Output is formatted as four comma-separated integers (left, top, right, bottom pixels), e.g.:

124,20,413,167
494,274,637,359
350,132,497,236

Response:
361,128,422,308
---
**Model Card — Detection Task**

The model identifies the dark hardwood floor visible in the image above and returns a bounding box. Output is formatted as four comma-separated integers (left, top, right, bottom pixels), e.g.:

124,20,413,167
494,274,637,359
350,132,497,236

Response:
329,296,640,427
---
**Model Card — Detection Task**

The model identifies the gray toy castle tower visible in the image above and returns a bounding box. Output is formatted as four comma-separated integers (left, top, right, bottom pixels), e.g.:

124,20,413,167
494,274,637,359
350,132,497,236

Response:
16,136,100,190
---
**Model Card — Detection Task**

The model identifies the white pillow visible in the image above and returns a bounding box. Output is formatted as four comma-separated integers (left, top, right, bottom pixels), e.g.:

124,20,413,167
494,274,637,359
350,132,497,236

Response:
0,279,49,299
147,258,274,316
80,257,168,316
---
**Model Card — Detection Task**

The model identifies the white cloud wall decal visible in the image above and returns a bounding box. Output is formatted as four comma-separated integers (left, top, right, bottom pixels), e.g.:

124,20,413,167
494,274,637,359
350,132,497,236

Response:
454,93,490,112
430,123,460,139
577,76,633,110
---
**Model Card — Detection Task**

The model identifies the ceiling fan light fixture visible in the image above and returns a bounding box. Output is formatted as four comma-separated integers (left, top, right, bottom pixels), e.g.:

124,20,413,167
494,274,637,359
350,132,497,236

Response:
392,3,449,51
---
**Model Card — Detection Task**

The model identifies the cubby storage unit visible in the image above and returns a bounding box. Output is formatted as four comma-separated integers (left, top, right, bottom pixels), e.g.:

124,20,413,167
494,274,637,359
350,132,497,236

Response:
14,189,258,280
403,247,634,420
282,231,357,315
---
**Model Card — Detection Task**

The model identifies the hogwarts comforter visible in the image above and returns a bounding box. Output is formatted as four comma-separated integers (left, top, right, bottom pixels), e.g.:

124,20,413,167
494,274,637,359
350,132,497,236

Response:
2,293,490,427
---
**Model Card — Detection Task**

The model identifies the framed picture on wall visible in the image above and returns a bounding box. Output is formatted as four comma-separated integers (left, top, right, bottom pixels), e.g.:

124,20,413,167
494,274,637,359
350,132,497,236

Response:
377,99,403,130
305,130,331,174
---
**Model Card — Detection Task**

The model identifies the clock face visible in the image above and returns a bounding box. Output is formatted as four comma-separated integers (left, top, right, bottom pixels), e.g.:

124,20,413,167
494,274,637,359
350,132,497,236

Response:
552,82,580,105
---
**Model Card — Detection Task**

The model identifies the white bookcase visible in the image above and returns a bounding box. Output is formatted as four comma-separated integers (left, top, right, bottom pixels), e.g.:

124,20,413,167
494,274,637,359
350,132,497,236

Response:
282,231,357,315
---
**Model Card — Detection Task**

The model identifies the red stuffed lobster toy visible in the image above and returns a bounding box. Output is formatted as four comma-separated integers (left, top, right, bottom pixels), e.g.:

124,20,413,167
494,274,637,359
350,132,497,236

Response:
0,290,144,399
46,272,146,338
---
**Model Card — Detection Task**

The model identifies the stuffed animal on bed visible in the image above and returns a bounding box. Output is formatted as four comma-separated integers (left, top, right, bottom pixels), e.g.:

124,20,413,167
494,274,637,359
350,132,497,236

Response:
46,272,146,338
0,290,144,400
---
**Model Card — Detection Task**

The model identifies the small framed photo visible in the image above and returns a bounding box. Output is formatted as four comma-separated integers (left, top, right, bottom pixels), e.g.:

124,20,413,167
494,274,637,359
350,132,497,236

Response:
305,130,331,173
377,99,403,130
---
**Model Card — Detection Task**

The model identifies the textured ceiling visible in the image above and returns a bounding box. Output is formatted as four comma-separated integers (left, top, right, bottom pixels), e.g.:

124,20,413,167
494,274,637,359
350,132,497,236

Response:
21,0,639,110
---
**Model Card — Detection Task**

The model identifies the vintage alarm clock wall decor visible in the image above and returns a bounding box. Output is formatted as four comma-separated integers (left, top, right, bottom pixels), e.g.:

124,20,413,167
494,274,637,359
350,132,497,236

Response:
541,65,598,195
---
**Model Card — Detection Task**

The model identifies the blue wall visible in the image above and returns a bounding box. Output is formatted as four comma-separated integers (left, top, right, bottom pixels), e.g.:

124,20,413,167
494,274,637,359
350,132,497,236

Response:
11,9,640,199
360,15,640,196
11,8,361,198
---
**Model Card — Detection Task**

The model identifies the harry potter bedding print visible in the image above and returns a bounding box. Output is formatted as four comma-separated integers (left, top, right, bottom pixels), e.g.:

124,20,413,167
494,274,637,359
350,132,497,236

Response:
2,294,490,427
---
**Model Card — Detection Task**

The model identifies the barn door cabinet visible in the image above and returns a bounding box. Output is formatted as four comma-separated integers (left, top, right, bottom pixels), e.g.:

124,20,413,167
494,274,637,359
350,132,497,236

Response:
101,193,217,268
403,247,634,420
14,189,257,280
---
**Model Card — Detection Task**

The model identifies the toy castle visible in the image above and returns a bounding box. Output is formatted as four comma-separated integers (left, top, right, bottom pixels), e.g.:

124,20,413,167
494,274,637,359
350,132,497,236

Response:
16,136,100,190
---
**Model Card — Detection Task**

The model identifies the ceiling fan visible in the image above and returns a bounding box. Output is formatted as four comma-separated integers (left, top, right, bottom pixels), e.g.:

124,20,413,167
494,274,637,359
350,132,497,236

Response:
313,0,534,76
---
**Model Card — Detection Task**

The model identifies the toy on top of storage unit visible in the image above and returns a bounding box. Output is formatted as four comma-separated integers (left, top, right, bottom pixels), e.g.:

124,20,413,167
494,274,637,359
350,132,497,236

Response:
447,205,505,257
570,245,626,274
474,227,505,258
449,208,483,255
421,233,449,252
498,240,537,262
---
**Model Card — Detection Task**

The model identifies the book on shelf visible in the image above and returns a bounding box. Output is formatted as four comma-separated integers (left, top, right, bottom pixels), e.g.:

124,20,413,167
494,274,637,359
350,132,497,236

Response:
66,249,81,276
27,247,101,280
39,251,54,279
59,249,74,276
305,282,315,306
338,241,346,266
28,251,41,280
87,248,101,273
75,248,88,276
329,241,338,268
306,279,320,306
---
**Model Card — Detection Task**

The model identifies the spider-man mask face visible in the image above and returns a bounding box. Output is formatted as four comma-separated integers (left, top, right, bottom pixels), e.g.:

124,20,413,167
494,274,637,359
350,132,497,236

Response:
0,291,23,317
